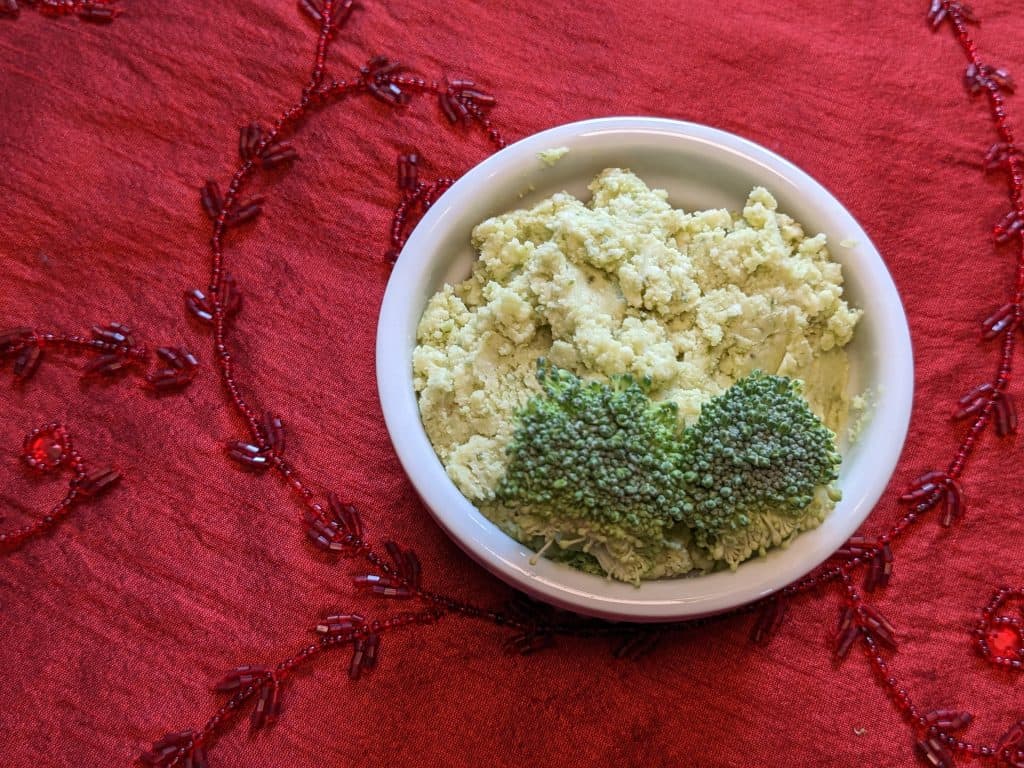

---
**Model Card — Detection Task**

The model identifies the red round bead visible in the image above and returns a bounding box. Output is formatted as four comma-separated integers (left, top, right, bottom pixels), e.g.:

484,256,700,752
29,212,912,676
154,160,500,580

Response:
23,426,69,472
987,625,1022,660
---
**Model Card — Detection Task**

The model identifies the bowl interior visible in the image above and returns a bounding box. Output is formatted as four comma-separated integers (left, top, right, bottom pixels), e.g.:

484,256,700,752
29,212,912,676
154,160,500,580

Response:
377,117,913,621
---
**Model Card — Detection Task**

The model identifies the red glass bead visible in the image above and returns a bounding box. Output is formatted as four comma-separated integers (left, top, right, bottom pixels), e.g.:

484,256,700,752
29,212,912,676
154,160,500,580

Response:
140,730,204,768
835,535,874,558
860,541,894,592
298,0,353,28
397,151,419,191
303,514,344,552
260,141,298,168
987,624,1022,660
23,425,68,472
900,471,965,526
261,412,285,454
834,624,860,660
327,492,362,538
77,466,121,497
314,613,364,635
953,382,993,419
0,327,32,354
250,679,279,730
185,289,215,323
199,180,223,219
438,91,466,123
348,638,365,680
985,142,1021,172
361,633,380,669
982,303,1019,339
965,62,1016,95
238,122,262,161
360,55,411,105
78,5,118,23
749,596,787,645
995,392,1018,437
440,78,496,125
91,322,135,347
994,209,1023,243
927,1,977,29
370,584,412,598
915,736,953,768
219,272,243,317
382,540,422,588
146,347,198,392
404,550,422,588
12,343,43,380
82,352,130,378
923,708,974,731
226,441,270,471
298,0,323,23
223,197,264,228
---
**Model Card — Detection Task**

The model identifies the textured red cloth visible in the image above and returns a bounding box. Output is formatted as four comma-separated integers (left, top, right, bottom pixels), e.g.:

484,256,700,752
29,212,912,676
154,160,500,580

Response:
2,3,1024,767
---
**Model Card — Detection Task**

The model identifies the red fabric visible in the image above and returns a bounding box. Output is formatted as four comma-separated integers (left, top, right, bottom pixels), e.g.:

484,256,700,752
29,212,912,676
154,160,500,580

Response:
2,3,1023,767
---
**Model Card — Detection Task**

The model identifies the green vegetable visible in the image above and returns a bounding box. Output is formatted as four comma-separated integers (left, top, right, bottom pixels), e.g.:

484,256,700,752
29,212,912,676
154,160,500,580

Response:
679,370,841,553
496,363,841,571
550,548,604,576
495,359,688,542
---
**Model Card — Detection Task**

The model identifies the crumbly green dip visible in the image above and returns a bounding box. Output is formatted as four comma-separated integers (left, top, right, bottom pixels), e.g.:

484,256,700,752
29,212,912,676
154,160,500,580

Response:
537,146,570,166
413,168,860,582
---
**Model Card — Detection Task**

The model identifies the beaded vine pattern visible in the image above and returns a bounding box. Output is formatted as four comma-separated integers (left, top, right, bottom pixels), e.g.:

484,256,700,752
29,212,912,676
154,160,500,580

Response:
2,0,1020,766
126,2,1024,766
1,422,120,552
0,325,197,551
0,0,119,22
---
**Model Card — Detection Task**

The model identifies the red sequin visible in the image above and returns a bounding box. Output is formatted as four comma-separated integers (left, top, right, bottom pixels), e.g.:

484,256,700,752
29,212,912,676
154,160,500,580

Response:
988,625,1022,660
23,426,68,472
974,587,1024,671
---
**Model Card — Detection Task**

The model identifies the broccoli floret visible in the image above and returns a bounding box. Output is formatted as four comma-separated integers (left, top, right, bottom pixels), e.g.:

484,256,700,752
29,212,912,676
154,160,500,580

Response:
679,370,841,553
495,360,688,542
494,364,841,578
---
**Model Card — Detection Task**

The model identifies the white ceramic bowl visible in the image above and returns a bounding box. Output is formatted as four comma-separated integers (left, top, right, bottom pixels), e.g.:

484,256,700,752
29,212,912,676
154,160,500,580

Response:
376,117,913,622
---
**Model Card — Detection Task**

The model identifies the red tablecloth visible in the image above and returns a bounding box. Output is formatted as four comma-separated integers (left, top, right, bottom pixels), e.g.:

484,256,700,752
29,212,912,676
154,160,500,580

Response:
2,2,1024,767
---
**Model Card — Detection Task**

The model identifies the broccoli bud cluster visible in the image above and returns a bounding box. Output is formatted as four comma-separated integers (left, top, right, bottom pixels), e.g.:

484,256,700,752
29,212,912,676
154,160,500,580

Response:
679,370,841,551
496,362,841,563
495,360,689,542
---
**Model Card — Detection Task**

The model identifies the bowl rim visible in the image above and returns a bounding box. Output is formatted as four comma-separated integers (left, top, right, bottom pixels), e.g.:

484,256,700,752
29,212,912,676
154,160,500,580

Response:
376,116,914,621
